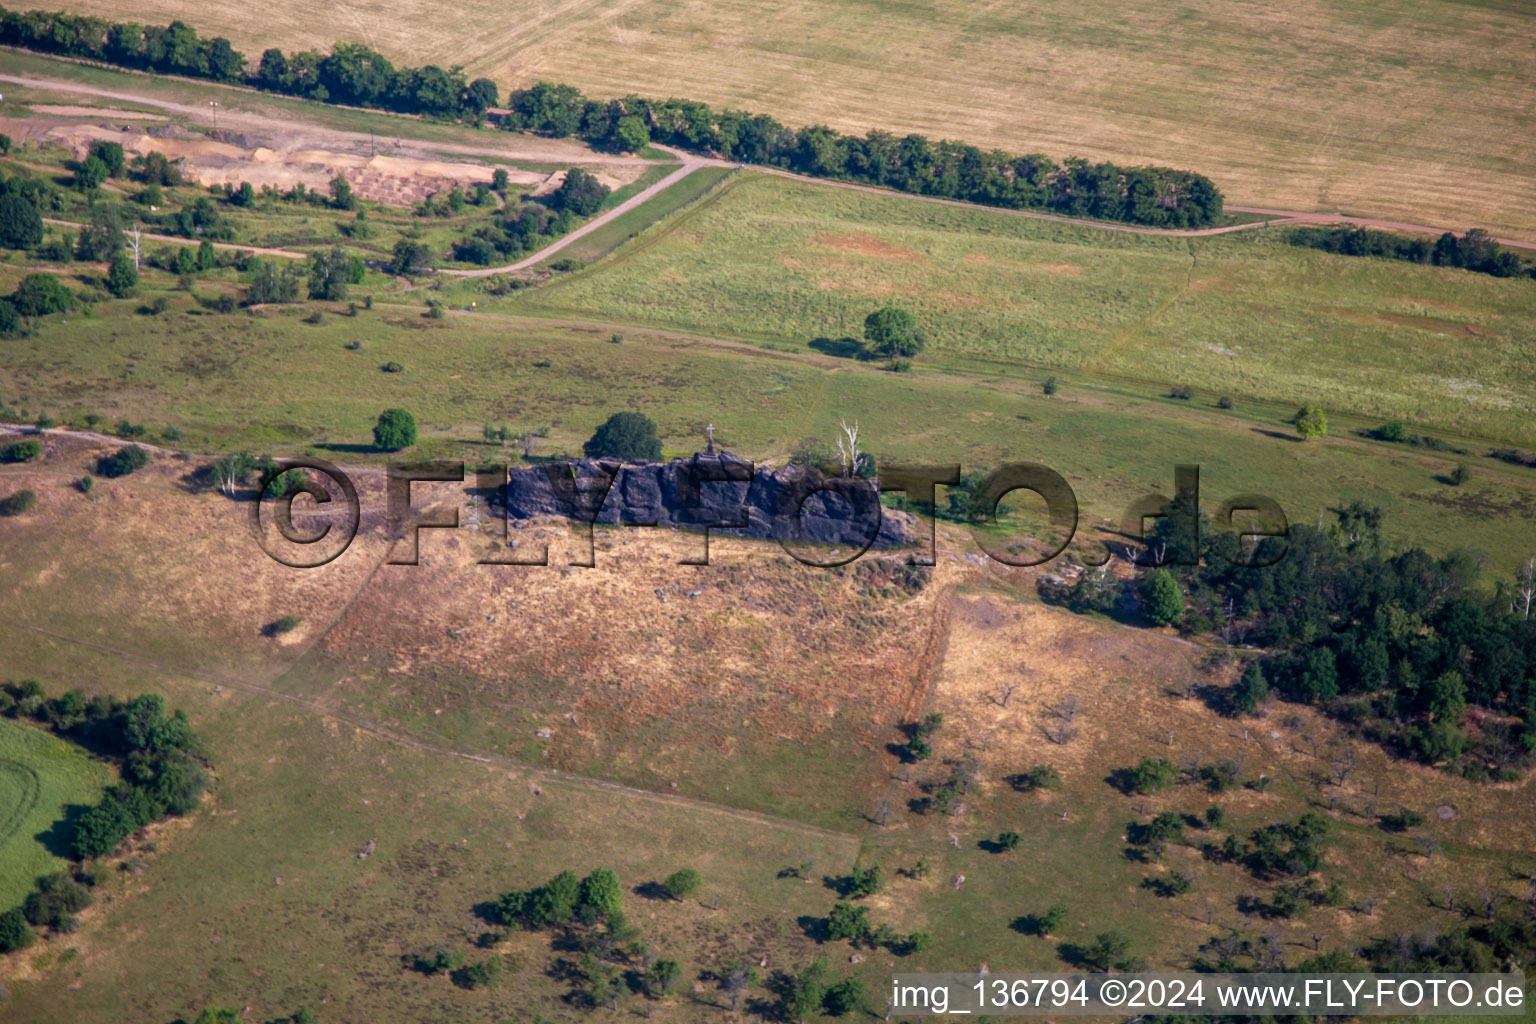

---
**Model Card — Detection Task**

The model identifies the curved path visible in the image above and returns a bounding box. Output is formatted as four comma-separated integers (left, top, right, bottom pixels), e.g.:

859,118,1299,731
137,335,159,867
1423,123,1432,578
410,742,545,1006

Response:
12,72,1534,275
438,145,706,276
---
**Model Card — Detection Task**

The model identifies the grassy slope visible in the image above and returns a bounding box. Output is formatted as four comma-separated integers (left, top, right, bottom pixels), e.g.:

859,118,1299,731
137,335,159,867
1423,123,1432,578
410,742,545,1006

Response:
510,172,1536,445
19,0,1536,240
0,719,114,909
4,290,1536,571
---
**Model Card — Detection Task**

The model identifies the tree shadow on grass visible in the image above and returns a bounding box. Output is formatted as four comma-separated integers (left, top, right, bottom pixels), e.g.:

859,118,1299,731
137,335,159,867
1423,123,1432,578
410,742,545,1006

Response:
808,336,867,359
34,803,94,859
313,442,378,454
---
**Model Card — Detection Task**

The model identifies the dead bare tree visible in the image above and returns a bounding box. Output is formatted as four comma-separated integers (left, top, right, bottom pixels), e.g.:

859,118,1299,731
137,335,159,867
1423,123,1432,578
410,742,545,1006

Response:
1047,720,1079,745
1310,932,1326,952
1252,929,1284,971
1046,694,1080,722
1515,557,1536,619
1331,746,1357,787
1480,885,1497,920
127,225,142,270
835,419,861,478
989,683,1018,708
1443,886,1456,913
519,431,536,458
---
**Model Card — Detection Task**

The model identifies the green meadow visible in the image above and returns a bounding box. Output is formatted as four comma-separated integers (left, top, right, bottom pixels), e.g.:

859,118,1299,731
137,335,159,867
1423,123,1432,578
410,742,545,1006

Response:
0,718,115,910
508,173,1536,446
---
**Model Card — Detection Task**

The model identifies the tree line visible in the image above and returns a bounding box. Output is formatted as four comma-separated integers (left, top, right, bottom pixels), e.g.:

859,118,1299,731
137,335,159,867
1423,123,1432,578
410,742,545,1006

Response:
502,82,1224,227
1288,225,1533,280
0,7,1223,227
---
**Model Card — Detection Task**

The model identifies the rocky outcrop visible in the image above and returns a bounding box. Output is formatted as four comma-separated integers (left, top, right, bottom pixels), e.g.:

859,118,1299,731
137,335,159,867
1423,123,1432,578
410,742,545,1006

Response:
501,453,916,549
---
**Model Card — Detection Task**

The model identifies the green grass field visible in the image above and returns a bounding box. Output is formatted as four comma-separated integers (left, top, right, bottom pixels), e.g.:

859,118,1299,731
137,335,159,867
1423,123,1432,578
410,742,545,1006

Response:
0,718,114,910
510,172,1536,446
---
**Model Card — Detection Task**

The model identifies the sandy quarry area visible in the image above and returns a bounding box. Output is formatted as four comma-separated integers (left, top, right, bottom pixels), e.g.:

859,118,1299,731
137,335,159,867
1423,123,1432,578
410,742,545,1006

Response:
1,111,638,206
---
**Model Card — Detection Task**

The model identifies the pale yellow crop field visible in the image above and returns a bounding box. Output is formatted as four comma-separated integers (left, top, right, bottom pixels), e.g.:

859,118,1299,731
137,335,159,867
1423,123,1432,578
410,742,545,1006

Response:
21,0,1536,238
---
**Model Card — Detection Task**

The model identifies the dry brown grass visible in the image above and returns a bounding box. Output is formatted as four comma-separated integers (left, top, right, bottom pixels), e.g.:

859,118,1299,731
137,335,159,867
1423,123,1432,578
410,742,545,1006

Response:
25,0,1536,237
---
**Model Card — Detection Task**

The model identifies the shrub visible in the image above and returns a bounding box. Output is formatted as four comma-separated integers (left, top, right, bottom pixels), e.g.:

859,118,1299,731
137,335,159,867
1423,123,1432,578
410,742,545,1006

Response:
381,361,404,373
548,257,583,272
0,907,36,952
1042,376,1059,395
1139,568,1185,626
995,831,1023,852
886,357,913,373
1294,404,1328,440
552,168,610,215
0,192,45,250
0,490,37,516
1169,384,1192,400
1449,463,1470,486
1014,764,1061,791
661,867,701,901
1216,395,1234,409
0,440,42,463
583,412,662,461
1127,756,1178,794
0,299,20,336
106,252,138,297
96,445,149,478
1231,662,1268,714
372,408,418,451
11,273,74,317
270,615,302,634
863,306,925,357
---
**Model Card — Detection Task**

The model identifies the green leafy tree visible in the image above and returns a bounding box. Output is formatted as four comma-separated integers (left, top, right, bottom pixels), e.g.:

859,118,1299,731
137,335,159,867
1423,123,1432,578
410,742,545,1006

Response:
0,192,44,249
825,901,870,941
372,408,418,451
584,412,663,461
995,831,1023,852
1424,670,1466,723
389,238,433,275
1139,568,1184,626
0,907,36,952
1036,904,1068,936
329,173,355,210
784,958,831,1023
823,977,866,1016
1294,404,1328,440
244,258,301,305
1082,930,1133,971
578,867,623,918
1127,756,1178,794
863,306,925,357
88,140,127,177
1231,661,1269,714
491,168,510,192
661,867,701,902
96,444,149,478
1298,646,1339,703
553,168,610,216
107,251,139,297
613,115,650,153
74,155,109,191
12,273,75,317
642,957,680,997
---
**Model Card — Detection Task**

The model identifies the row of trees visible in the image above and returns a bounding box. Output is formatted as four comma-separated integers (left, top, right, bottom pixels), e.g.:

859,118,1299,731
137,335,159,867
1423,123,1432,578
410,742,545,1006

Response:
503,83,1224,227
1289,225,1533,280
0,8,244,80
0,8,1223,225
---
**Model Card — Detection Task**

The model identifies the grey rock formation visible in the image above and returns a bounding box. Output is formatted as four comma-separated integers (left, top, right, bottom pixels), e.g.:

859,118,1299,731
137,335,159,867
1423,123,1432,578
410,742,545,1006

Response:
500,453,915,549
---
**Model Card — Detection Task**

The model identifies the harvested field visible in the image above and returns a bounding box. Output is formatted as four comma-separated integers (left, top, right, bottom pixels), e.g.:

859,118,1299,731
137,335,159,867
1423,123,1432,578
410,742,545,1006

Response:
18,0,1536,237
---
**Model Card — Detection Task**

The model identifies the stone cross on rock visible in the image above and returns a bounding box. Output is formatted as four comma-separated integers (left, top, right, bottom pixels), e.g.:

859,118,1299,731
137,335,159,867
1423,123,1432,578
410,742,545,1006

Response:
706,423,716,454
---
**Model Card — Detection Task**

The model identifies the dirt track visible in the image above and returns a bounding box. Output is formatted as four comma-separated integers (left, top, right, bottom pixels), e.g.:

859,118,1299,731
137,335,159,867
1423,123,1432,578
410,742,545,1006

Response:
9,71,1532,274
